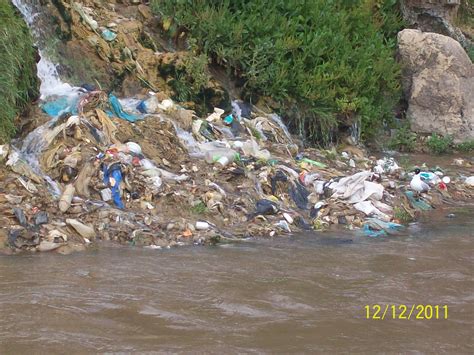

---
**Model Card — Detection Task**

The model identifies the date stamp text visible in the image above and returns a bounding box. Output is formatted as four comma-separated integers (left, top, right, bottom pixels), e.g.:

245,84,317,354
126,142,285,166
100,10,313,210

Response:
364,304,448,320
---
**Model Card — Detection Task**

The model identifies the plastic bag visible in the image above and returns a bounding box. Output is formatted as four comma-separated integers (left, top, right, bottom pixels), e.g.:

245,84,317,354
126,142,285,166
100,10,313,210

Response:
404,191,432,210
363,218,404,237
354,201,390,221
109,94,142,122
42,96,78,117
103,163,124,209
101,29,117,42
330,171,383,203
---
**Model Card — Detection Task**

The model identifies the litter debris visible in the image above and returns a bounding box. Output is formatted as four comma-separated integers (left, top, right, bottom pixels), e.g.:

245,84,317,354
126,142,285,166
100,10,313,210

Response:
363,218,404,236
109,94,142,122
196,221,210,230
59,184,76,212
405,191,432,211
0,78,471,254
101,28,117,41
465,176,474,186
66,219,95,239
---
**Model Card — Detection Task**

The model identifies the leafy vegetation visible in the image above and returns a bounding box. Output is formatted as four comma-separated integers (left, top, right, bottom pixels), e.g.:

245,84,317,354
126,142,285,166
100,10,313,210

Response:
426,133,453,154
0,2,38,142
168,53,211,103
458,0,474,27
191,201,208,214
151,0,403,144
388,123,417,152
457,0,474,62
455,140,474,152
394,206,413,223
397,156,414,172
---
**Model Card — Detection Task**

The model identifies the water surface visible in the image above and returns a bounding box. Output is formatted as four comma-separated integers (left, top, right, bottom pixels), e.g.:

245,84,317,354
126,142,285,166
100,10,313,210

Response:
0,208,473,353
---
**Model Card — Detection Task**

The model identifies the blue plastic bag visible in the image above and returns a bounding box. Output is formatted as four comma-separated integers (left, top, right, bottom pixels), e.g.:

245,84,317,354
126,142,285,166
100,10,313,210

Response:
109,94,142,122
103,163,124,209
405,191,432,210
223,114,234,125
101,29,117,42
136,100,147,114
362,224,387,238
364,218,404,237
42,96,78,117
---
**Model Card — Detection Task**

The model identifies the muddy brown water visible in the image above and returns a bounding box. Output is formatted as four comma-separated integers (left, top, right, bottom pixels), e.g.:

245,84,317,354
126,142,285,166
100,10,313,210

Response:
1,208,472,353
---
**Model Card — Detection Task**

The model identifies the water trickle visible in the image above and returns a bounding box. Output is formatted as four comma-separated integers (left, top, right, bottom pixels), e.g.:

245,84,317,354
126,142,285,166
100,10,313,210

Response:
270,114,293,142
12,0,80,101
350,120,361,145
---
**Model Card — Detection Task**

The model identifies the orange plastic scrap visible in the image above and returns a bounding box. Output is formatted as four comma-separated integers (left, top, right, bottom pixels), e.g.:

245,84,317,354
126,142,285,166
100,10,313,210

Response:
182,229,193,238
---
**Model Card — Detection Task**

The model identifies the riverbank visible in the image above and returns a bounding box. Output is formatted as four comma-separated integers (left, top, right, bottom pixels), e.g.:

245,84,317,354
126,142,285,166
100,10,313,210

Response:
1,0,472,255
0,94,473,254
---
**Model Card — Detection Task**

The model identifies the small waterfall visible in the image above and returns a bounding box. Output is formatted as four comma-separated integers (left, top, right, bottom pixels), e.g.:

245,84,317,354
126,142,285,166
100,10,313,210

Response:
11,0,79,100
350,119,361,145
11,0,82,197
270,114,293,142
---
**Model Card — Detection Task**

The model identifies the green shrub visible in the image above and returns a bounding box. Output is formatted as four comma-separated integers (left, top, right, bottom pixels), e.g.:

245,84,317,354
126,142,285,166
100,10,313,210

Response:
455,140,474,152
169,53,210,103
394,206,413,223
0,2,38,142
456,0,474,62
151,0,403,145
388,124,417,152
426,133,453,154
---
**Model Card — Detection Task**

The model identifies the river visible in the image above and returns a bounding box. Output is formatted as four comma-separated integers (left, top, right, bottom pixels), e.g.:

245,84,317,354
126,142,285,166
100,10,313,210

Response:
1,207,472,353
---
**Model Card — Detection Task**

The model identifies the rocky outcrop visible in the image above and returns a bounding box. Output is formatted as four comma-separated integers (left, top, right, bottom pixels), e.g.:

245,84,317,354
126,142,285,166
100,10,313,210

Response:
398,29,474,143
400,0,472,53
401,0,460,25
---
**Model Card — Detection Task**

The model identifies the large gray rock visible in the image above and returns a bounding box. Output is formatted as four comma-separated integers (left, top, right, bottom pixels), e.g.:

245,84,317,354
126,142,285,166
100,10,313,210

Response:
398,29,474,143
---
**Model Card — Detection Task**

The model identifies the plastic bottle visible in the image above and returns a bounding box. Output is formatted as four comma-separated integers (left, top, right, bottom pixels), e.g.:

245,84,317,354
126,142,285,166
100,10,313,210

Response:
59,184,76,212
242,140,271,160
66,219,95,239
195,221,210,230
204,149,239,167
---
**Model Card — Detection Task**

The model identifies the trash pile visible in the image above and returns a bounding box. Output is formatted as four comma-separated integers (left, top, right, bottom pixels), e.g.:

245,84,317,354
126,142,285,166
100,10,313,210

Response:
1,90,473,254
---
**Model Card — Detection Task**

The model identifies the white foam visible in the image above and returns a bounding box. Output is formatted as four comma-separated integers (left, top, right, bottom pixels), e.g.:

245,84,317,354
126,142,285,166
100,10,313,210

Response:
12,0,80,100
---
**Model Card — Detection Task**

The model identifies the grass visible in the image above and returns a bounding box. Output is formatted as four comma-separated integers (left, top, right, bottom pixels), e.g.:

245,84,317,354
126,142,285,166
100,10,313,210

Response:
191,201,208,214
397,156,413,172
151,0,403,145
426,133,453,154
0,2,38,143
388,123,417,152
455,140,474,152
394,206,413,223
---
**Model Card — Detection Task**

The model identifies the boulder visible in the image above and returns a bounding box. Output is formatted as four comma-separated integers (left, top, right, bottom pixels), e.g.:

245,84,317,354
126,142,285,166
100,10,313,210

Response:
400,0,471,50
398,29,474,143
